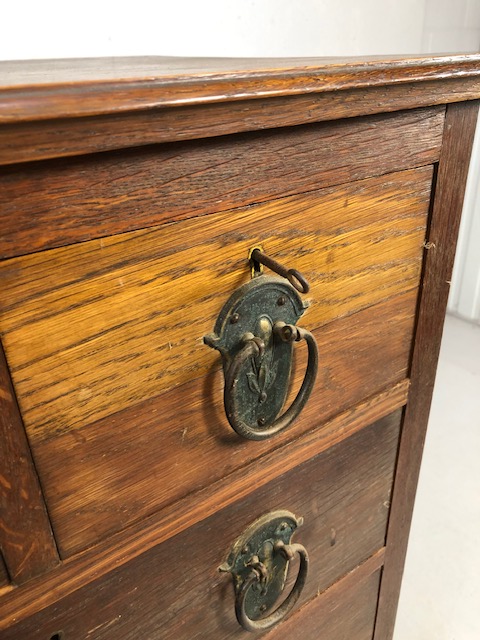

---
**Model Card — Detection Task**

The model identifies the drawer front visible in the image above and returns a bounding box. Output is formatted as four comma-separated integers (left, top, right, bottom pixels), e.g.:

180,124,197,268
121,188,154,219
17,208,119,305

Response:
0,167,430,439
265,566,382,640
1,411,400,639
0,165,430,556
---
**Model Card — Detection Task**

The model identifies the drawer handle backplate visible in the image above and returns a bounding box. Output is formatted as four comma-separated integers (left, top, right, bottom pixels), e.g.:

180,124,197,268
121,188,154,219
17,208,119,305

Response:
204,249,318,440
219,510,309,632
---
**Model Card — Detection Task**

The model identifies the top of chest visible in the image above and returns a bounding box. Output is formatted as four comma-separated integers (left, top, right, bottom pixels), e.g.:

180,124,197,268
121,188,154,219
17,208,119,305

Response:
1,53,480,167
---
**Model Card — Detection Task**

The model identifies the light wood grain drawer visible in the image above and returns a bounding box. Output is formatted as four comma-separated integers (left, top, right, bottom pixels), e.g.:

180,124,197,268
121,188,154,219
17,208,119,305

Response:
0,163,430,556
0,166,431,439
0,411,399,639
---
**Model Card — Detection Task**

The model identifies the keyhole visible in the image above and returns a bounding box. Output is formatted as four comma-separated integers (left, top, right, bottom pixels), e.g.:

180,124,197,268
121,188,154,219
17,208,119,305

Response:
49,633,64,640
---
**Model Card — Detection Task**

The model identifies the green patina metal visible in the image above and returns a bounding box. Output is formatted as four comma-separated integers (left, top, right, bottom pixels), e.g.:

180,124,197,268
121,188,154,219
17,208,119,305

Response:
219,510,308,632
204,252,318,440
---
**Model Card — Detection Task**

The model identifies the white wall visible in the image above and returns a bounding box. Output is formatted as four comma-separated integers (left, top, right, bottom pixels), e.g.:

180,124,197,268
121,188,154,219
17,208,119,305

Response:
422,0,480,52
0,0,432,60
4,0,480,61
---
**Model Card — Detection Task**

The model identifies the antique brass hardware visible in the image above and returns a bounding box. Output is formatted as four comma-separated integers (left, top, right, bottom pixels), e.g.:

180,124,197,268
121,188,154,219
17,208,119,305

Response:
249,247,310,293
204,248,318,440
219,510,308,632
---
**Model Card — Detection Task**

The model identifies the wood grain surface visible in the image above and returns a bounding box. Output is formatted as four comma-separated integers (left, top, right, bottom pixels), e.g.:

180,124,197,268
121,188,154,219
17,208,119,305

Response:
265,552,384,640
0,411,400,638
0,341,59,585
0,382,407,628
10,80,480,167
0,553,11,589
0,108,441,258
35,287,416,556
0,54,479,122
0,167,431,447
374,100,480,640
0,55,478,639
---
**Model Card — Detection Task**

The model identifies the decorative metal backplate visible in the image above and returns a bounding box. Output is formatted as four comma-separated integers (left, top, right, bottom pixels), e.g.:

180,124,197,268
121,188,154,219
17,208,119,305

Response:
219,510,303,621
204,275,307,431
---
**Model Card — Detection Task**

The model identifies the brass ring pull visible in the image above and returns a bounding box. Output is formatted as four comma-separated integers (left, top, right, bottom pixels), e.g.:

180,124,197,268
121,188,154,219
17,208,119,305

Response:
224,322,318,440
220,511,307,633
204,250,317,440
235,542,309,632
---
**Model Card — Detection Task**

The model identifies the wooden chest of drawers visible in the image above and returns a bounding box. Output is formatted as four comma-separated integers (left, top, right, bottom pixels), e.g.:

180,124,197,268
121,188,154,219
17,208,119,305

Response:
0,55,479,639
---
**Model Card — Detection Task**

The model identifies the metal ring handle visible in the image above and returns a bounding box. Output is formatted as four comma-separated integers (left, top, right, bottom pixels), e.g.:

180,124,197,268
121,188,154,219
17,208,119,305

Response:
235,542,309,632
249,248,310,294
224,325,318,440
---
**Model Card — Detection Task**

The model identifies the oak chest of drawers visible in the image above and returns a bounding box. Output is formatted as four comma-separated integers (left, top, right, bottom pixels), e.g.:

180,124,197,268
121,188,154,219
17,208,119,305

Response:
0,55,479,639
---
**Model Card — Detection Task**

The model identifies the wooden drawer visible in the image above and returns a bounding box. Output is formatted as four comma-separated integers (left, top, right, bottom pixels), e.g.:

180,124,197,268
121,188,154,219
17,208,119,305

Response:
265,562,383,640
0,411,399,639
0,162,430,556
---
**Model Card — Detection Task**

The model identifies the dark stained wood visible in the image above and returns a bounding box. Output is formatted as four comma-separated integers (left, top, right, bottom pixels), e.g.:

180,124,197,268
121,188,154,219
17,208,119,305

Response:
0,552,11,588
266,551,384,640
0,382,407,628
2,55,479,167
0,341,59,584
0,107,441,258
0,412,400,636
0,55,478,637
3,54,479,87
374,100,480,640
0,168,430,442
1,54,479,122
33,289,417,557
8,77,480,167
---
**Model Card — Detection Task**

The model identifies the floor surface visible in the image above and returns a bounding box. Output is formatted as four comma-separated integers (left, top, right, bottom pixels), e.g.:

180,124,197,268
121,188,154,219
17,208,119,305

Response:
393,315,480,640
